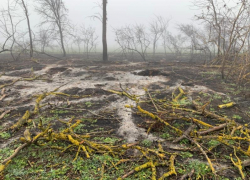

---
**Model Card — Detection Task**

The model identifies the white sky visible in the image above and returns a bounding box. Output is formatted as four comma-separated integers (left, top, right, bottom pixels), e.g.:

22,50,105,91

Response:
0,0,196,50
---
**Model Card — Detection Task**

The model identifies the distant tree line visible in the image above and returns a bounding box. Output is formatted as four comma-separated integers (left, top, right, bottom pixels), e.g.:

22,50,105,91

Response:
0,0,100,60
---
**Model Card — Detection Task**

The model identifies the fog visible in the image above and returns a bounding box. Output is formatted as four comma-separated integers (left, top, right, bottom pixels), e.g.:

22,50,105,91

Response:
0,0,195,51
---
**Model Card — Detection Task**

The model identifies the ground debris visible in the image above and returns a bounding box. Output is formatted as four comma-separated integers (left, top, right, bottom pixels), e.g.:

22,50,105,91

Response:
1,61,250,179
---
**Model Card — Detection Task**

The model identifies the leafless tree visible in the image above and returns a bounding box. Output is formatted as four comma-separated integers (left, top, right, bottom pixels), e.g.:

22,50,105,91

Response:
162,32,187,58
102,0,108,61
70,27,82,54
0,0,24,60
193,0,223,56
178,24,212,63
194,0,250,80
90,1,108,61
0,35,12,54
150,16,170,57
115,24,150,61
81,26,98,59
36,0,69,57
35,28,54,53
178,24,197,58
16,0,33,58
114,26,134,59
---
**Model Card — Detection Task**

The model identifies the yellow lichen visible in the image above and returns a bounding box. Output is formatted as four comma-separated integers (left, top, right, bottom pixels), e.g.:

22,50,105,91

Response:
158,155,177,180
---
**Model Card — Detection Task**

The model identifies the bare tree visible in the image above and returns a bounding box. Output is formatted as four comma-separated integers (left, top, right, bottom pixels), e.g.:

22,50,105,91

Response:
114,27,133,59
16,0,33,58
193,0,223,56
194,0,250,79
178,24,197,59
162,32,187,58
102,0,108,61
81,26,98,59
178,24,212,63
115,24,150,61
150,16,169,57
36,0,69,57
35,28,54,53
90,1,108,61
70,28,82,54
0,0,23,60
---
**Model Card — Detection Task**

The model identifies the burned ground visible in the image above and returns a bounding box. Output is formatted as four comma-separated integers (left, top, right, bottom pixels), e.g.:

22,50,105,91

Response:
0,57,250,180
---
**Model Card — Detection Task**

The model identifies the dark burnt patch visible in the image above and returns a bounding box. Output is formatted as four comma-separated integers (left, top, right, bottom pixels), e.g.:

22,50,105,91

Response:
81,88,113,96
135,69,170,77
0,80,12,86
14,85,33,89
61,69,72,76
72,71,87,77
103,76,117,81
7,70,31,77
47,67,68,75
63,87,83,95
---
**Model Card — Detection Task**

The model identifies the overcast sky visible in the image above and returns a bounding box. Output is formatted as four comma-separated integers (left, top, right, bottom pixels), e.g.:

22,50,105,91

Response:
1,0,197,50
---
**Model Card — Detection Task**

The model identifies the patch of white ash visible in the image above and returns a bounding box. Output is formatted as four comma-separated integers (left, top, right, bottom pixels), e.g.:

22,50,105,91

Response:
101,73,168,143
109,98,161,143
104,71,168,91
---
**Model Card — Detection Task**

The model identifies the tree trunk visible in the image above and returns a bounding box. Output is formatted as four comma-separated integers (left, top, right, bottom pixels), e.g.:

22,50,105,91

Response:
102,0,108,62
153,39,156,58
217,28,221,56
21,0,33,58
58,23,66,57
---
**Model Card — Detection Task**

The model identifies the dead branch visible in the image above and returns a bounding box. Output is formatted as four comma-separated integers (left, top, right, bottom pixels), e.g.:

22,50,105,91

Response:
0,109,12,120
173,124,196,143
242,159,250,167
197,123,228,136
185,135,216,175
0,94,7,101
2,143,28,164
180,169,195,180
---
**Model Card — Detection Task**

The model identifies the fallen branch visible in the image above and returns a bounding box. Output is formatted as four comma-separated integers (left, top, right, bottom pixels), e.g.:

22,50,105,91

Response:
173,124,196,143
0,94,7,101
158,155,177,180
242,159,250,167
185,135,216,175
1,88,5,95
231,148,245,180
180,169,195,180
1,143,28,165
197,123,228,136
0,109,12,120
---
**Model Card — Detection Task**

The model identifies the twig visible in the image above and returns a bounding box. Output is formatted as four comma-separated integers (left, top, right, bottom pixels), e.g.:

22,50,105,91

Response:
185,135,216,175
146,89,159,112
197,123,228,136
173,124,196,143
180,169,195,180
2,143,28,164
1,88,5,95
242,159,250,167
0,94,7,101
0,109,12,120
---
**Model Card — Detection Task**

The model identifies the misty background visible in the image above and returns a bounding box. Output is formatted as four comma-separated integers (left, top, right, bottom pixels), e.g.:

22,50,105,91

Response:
0,0,195,52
